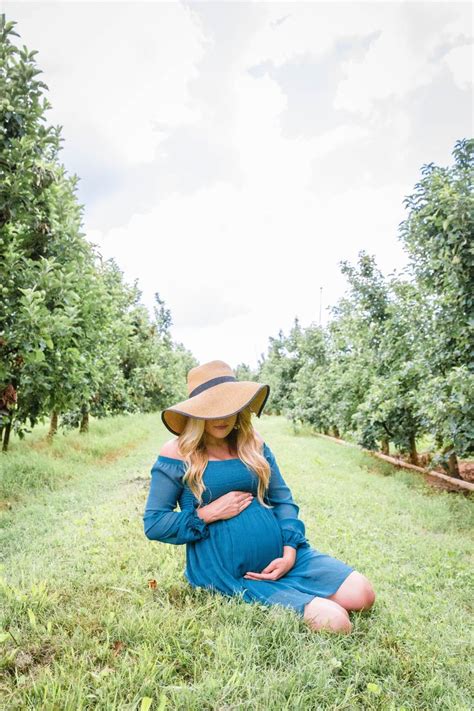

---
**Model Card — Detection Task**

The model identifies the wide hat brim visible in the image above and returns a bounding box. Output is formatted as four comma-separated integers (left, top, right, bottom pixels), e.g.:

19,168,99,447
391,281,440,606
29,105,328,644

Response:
161,381,270,436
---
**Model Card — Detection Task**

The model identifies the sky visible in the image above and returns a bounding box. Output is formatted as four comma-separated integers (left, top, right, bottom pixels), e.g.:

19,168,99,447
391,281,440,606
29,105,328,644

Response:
4,1,473,370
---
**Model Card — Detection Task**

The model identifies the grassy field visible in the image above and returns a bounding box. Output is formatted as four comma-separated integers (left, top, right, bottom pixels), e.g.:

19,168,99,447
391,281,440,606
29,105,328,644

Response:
1,413,473,710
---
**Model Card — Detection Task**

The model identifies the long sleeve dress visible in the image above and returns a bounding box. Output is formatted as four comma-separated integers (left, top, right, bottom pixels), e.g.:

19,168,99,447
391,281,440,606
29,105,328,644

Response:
143,442,354,617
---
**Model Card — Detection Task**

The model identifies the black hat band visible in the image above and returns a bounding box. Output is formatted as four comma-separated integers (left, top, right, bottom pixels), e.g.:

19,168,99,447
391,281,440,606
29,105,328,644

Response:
189,375,237,398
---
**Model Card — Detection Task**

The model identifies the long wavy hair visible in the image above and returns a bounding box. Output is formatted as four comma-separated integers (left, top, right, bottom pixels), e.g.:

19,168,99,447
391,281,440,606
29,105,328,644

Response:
176,405,272,508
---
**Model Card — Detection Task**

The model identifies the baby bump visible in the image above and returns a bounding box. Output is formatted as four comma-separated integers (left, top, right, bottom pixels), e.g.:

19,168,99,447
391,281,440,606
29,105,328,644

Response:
209,498,284,579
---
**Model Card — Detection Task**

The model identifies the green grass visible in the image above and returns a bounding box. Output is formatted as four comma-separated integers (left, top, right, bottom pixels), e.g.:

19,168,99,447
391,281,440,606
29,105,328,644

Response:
0,413,151,502
1,413,473,710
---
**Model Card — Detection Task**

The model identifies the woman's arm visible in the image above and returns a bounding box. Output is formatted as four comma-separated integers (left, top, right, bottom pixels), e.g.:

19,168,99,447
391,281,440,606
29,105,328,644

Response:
143,457,210,545
263,443,309,550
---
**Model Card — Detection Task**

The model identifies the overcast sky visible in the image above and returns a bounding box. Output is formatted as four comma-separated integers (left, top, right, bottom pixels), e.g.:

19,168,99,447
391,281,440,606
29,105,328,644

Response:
5,1,473,369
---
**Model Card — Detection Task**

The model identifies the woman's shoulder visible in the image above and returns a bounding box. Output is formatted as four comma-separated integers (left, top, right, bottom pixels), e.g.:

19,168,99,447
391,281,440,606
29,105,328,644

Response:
254,431,273,460
159,439,185,461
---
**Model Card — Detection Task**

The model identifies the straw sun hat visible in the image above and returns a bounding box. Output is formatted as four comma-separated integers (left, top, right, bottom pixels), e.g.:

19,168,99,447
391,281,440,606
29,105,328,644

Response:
161,360,270,436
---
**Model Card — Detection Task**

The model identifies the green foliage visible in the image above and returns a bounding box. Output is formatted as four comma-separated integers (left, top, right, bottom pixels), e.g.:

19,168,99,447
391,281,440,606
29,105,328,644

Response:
0,17,196,448
398,138,474,465
400,137,473,369
260,317,306,417
259,139,473,472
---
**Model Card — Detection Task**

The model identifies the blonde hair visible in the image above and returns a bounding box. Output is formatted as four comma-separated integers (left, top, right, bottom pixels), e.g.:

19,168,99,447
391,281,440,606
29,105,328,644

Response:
177,406,272,508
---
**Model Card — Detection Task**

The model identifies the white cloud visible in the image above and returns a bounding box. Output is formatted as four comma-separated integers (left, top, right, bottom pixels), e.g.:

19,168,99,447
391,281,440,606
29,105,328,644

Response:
240,3,382,69
334,4,472,115
240,3,472,117
443,43,473,90
6,2,208,164
231,70,370,192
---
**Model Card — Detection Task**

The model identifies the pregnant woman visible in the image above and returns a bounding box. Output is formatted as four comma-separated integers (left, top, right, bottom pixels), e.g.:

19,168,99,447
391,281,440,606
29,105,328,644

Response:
143,360,375,634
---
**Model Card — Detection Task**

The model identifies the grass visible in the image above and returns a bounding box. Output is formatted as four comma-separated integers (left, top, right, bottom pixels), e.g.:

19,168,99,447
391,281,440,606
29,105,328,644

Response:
1,413,473,710
0,413,151,503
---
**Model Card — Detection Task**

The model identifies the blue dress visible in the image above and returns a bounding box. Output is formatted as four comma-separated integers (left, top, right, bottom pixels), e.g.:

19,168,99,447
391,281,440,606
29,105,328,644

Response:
143,442,354,617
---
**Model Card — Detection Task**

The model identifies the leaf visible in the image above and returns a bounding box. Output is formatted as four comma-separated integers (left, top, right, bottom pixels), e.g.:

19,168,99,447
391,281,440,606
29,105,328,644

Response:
140,698,153,711
90,666,114,679
366,682,381,694
0,632,11,643
27,609,37,628
442,215,454,231
33,349,46,363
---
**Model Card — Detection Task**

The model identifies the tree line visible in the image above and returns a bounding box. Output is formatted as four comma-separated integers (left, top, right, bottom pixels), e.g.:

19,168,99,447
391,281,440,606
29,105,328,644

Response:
0,17,197,450
258,138,473,479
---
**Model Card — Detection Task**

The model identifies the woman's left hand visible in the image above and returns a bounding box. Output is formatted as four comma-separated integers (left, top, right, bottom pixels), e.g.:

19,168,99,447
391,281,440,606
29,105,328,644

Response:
244,548,296,581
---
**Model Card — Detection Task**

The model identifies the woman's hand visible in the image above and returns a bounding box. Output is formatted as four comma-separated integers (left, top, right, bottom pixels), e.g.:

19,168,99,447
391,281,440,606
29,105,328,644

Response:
244,546,297,581
197,490,254,524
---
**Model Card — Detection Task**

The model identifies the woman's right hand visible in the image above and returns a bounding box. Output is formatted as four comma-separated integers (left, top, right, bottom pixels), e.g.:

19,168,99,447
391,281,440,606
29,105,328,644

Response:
197,491,254,524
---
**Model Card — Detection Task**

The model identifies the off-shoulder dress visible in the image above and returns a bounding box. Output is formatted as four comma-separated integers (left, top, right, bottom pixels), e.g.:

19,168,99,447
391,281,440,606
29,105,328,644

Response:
143,442,354,617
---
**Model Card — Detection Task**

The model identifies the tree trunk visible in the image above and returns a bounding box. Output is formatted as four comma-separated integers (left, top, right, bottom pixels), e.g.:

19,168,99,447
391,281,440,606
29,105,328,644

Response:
408,433,419,466
442,446,461,479
48,411,59,441
332,426,340,438
381,438,390,455
80,409,89,434
446,452,461,479
2,422,11,452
